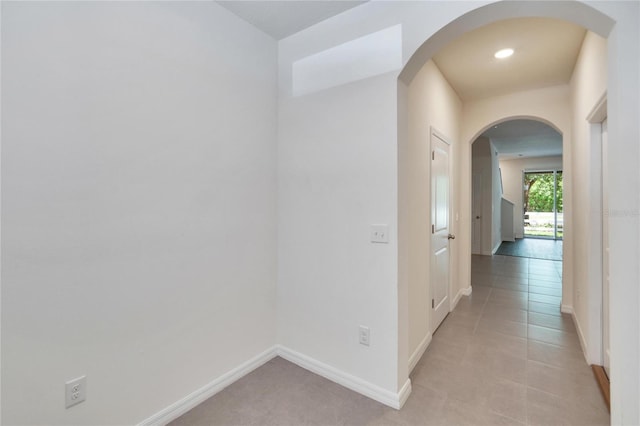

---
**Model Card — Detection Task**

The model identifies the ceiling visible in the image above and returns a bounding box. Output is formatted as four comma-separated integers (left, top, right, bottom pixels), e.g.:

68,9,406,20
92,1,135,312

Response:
481,119,562,160
217,1,366,40
433,17,586,101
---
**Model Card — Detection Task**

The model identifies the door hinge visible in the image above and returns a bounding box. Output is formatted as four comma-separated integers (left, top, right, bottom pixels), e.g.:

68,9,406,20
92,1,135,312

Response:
432,224,435,234
432,151,435,160
432,299,435,309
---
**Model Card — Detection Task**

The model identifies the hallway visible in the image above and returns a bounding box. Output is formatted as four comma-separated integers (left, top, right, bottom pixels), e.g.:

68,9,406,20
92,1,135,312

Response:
171,254,609,425
405,254,608,425
495,238,563,261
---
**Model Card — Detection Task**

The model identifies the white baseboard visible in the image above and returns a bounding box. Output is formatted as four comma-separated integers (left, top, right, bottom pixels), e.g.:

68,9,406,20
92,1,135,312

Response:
408,332,432,373
560,304,573,314
562,305,589,363
397,378,412,409
138,347,278,426
451,286,472,310
276,345,411,409
139,344,414,425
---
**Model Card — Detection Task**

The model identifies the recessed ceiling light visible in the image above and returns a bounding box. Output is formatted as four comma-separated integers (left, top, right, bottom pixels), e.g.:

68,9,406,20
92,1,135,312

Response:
494,48,514,59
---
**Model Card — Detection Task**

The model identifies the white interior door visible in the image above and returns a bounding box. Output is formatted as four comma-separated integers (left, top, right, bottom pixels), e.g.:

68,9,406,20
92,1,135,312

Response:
602,118,610,377
431,131,452,332
472,173,482,254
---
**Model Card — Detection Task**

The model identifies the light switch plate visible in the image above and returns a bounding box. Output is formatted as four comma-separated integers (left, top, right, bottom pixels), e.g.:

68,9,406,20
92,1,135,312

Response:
370,224,389,243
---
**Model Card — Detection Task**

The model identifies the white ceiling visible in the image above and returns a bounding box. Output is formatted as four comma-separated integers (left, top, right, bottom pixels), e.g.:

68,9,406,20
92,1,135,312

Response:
217,1,366,40
481,119,562,160
433,17,586,101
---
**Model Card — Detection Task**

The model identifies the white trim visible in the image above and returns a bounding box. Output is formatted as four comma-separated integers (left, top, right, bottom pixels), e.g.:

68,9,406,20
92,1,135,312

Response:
397,378,412,409
451,286,472,311
408,332,432,373
276,345,411,409
560,304,573,314
563,305,590,364
138,347,278,426
492,241,501,254
586,91,607,123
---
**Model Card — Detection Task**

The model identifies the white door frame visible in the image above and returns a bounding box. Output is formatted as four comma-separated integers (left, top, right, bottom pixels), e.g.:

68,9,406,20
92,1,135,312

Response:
585,93,607,365
472,172,482,255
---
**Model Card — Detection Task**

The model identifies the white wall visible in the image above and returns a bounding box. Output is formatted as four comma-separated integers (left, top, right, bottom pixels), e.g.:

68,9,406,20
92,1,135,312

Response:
1,3,278,424
569,31,607,365
277,71,400,393
277,0,477,397
601,4,640,423
500,156,563,238
405,60,461,369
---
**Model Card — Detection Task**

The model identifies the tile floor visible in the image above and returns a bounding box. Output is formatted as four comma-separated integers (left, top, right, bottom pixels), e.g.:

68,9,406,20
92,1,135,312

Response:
495,238,563,261
170,255,609,425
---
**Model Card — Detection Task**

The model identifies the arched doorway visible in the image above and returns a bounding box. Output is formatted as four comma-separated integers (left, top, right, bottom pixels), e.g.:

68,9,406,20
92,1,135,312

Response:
396,2,638,423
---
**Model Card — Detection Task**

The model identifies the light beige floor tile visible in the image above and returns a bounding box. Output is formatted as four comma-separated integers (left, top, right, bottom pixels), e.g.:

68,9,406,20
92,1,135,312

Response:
432,321,475,347
528,300,562,316
528,285,562,297
528,311,576,333
528,324,582,351
445,310,481,329
528,293,562,306
491,287,529,300
527,340,589,373
485,378,527,423
528,274,561,284
462,343,527,384
527,387,609,426
526,360,601,401
476,317,528,338
528,278,562,288
438,397,525,426
493,275,529,286
417,338,468,367
481,306,528,323
471,329,528,359
486,297,529,311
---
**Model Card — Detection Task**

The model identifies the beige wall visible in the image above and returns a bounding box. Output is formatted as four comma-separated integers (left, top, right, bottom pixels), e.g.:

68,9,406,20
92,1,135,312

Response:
405,60,462,370
569,31,607,363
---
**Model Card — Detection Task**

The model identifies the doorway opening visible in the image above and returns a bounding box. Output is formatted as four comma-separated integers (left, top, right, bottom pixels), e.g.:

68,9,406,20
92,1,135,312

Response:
523,170,563,240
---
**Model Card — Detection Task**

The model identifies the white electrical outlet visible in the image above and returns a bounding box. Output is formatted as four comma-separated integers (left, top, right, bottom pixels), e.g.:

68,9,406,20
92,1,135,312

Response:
65,376,86,408
370,225,389,243
359,325,370,346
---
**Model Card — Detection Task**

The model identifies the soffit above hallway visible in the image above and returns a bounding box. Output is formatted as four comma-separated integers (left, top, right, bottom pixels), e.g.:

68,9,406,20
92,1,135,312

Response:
216,1,367,40
433,18,587,101
482,119,562,160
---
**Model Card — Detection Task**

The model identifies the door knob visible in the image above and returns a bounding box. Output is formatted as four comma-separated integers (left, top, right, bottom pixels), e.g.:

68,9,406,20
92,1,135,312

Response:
476,216,481,219
448,234,456,240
